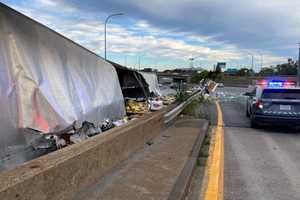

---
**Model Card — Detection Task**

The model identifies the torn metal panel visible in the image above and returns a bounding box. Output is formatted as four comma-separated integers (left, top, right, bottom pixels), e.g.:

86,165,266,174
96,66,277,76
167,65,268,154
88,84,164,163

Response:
140,72,162,96
0,4,125,160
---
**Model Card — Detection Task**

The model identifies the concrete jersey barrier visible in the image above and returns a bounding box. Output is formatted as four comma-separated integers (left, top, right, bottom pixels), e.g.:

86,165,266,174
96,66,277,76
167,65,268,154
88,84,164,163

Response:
0,87,205,200
0,111,164,200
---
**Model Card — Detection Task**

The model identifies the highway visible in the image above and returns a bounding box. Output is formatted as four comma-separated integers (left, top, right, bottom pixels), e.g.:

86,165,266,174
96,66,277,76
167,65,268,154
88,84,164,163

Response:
216,87,300,200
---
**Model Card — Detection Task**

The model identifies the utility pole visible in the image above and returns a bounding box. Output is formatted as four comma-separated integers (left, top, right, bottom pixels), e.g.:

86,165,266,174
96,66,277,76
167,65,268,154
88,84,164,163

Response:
298,43,300,86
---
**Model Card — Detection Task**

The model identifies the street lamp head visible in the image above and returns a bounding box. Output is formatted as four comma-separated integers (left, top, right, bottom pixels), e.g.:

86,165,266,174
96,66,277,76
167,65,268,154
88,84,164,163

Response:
109,13,124,18
105,13,125,23
113,13,124,16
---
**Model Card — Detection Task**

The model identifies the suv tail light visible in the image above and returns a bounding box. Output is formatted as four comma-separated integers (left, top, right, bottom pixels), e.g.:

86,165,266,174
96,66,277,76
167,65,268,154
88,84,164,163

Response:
256,100,263,109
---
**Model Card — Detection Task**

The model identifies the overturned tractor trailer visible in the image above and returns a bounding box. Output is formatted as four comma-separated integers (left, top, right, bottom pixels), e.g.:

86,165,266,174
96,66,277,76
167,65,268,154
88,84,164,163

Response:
0,3,131,169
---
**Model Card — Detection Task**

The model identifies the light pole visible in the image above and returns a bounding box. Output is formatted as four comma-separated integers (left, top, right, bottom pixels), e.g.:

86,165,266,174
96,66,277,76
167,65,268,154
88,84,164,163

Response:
297,43,300,86
189,58,194,68
189,56,202,68
124,55,128,66
104,13,124,60
260,54,263,72
138,52,146,70
247,53,254,71
138,55,141,70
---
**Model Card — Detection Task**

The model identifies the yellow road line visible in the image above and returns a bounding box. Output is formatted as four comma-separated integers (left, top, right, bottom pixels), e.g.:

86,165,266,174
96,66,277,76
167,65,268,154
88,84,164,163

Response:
204,101,224,200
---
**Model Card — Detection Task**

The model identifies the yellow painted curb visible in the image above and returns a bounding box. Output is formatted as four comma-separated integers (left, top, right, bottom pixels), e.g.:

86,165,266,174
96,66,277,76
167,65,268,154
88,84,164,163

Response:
204,101,224,200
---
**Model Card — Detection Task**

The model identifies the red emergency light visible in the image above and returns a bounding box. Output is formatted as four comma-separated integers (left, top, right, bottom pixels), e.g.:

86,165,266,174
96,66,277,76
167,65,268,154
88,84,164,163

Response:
283,80,296,87
257,80,268,86
257,80,296,88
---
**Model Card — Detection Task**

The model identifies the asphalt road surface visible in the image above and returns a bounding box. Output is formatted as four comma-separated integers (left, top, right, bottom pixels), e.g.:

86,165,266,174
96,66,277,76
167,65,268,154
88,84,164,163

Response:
217,87,300,200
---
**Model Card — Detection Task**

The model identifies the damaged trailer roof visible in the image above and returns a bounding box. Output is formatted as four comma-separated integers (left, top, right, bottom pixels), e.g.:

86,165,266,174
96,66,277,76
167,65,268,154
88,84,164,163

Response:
0,3,125,161
109,61,150,99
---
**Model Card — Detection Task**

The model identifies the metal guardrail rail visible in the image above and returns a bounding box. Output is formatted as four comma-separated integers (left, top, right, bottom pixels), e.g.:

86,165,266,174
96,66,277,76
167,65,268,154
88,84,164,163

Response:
164,88,204,124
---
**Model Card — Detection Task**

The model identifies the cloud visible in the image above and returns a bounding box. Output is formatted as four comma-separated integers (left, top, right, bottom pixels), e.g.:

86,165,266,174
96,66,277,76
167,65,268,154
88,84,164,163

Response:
66,0,300,57
1,0,290,70
34,0,77,12
35,0,59,7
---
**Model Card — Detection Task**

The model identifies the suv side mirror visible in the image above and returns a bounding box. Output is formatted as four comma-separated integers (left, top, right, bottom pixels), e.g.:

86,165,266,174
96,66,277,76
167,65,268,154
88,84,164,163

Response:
243,92,252,96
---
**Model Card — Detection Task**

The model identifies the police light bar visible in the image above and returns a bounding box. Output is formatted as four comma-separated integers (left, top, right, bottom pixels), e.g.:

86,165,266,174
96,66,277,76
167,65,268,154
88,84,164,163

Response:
257,80,296,87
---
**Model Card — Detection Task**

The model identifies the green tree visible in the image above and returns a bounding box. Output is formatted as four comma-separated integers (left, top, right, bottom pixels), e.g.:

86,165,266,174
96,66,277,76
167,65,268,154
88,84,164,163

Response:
276,63,296,75
190,70,209,83
236,68,251,76
259,67,275,76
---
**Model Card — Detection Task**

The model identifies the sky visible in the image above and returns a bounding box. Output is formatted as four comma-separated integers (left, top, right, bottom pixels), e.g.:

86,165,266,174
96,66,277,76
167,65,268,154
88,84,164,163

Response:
1,0,300,71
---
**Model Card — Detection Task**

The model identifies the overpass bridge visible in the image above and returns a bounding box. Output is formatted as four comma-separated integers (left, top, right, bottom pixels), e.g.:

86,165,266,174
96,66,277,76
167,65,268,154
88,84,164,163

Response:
222,75,297,87
157,72,193,83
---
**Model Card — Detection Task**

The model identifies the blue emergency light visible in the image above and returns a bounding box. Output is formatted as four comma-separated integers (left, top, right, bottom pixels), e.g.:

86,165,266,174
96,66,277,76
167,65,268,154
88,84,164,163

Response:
268,80,283,87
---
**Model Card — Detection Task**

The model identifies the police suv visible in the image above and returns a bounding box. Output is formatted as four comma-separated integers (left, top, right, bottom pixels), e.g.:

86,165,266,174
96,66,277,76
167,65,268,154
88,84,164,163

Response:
245,80,300,128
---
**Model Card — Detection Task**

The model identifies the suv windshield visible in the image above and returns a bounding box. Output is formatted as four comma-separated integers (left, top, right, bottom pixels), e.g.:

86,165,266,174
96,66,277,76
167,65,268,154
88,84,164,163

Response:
262,89,300,99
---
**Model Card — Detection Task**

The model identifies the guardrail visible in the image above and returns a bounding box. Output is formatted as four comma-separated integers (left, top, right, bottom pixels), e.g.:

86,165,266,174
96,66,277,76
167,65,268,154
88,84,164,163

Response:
164,88,204,124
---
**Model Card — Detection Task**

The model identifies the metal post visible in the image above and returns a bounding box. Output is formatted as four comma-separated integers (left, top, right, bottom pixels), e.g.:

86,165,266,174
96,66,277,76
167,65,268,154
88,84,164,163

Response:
104,21,107,60
138,55,141,70
189,58,194,68
189,56,202,68
298,43,300,86
247,53,254,71
104,13,124,60
124,55,127,66
261,54,263,71
251,55,254,71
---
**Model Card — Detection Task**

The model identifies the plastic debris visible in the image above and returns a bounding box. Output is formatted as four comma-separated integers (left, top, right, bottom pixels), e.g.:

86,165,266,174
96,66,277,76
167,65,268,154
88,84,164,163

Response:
149,99,163,111
80,121,102,137
24,128,54,150
112,117,129,127
31,135,56,150
53,135,66,149
70,133,89,144
101,119,114,131
69,121,103,144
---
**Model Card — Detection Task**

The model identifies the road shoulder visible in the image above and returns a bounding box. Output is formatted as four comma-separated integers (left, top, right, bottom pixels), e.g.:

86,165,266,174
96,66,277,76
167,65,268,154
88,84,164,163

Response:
76,118,209,200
